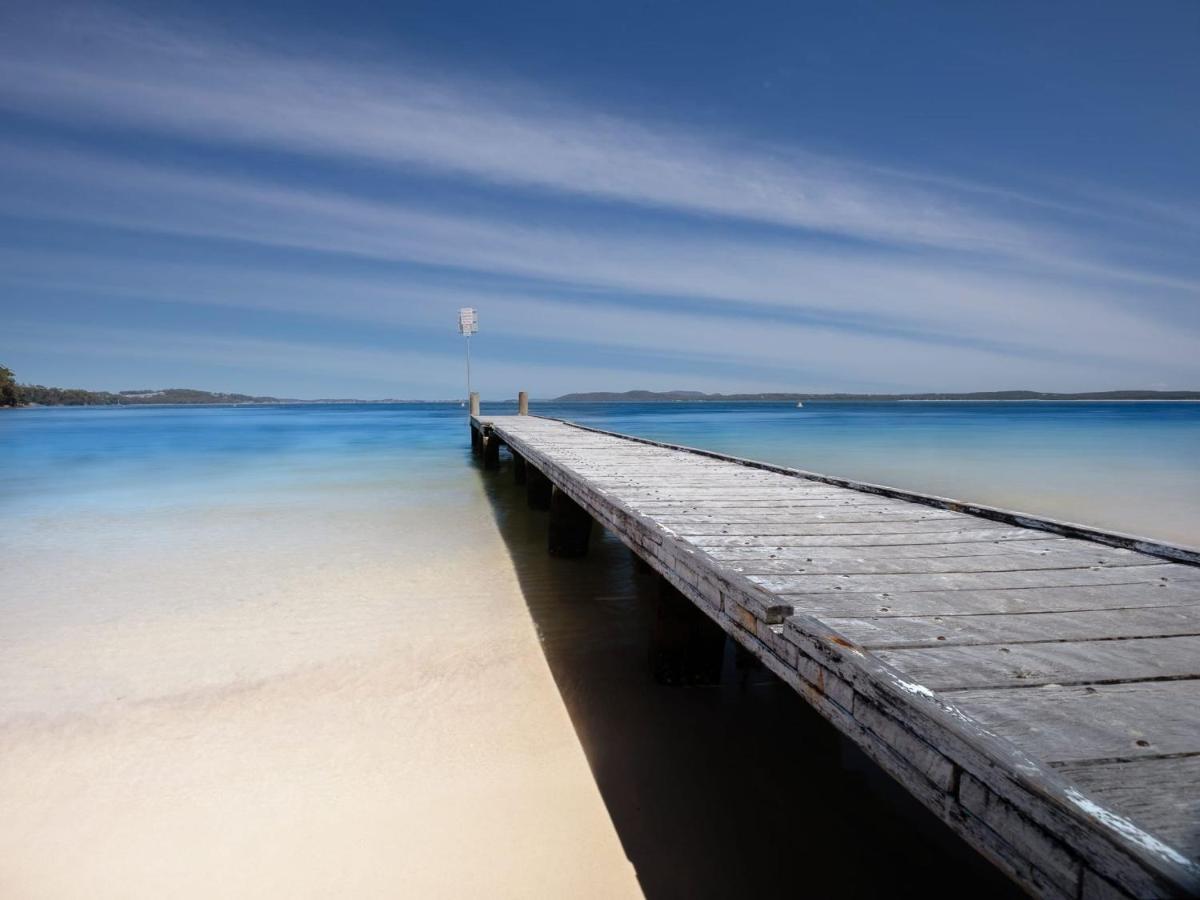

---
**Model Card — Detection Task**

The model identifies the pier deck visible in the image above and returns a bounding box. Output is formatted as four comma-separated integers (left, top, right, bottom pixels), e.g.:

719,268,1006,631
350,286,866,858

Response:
474,412,1200,898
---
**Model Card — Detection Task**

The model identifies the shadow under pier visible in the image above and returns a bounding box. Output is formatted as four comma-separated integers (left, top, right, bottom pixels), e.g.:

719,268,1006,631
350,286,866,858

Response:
474,443,1019,900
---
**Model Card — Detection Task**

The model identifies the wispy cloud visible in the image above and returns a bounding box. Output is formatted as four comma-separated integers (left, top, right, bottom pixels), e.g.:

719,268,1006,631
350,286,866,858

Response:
0,4,1196,395
2,4,1191,273
2,142,1194,371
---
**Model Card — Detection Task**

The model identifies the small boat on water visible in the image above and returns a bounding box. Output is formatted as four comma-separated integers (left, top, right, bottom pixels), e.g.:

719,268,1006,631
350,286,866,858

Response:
796,401,804,408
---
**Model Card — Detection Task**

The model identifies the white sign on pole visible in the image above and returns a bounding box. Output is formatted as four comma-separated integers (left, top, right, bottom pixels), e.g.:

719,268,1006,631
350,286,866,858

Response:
458,307,478,335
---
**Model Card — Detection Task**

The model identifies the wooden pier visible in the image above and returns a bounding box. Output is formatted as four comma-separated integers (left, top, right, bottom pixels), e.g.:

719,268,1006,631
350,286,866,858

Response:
470,401,1200,899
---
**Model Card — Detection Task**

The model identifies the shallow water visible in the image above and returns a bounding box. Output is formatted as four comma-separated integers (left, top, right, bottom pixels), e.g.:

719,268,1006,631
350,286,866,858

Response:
3,400,1194,896
1,404,641,898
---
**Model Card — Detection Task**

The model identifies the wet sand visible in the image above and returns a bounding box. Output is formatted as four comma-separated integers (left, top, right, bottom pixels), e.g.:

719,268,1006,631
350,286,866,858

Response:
0,475,640,898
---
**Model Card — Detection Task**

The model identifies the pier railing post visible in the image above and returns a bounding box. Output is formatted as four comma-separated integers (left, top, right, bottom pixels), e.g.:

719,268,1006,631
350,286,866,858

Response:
548,485,592,557
518,391,528,415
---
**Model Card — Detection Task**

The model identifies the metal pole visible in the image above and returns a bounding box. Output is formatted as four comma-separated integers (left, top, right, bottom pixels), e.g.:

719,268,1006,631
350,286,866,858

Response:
465,335,472,404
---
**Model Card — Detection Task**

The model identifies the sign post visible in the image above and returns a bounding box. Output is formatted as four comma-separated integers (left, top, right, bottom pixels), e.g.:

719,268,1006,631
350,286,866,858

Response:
458,307,478,405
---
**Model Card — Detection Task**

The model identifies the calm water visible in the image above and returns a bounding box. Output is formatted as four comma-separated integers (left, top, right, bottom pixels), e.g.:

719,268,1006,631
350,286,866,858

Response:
2,400,1196,897
549,400,1200,547
5,401,1198,545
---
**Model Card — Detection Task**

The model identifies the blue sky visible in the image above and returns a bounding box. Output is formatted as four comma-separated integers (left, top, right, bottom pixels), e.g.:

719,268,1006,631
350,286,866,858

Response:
1,1,1197,399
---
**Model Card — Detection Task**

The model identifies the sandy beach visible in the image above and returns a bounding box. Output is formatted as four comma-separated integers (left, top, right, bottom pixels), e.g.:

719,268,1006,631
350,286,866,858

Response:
0,468,640,898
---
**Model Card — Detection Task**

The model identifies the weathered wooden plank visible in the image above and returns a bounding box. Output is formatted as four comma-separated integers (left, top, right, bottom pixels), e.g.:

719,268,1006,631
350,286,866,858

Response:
753,564,1196,595
949,680,1200,762
686,529,1052,548
578,464,783,475
824,604,1200,649
611,486,874,498
1052,756,1200,862
875,634,1200,691
779,582,1200,618
668,520,1004,537
700,537,1079,558
629,499,896,510
653,509,968,525
706,540,1144,560
704,549,1162,576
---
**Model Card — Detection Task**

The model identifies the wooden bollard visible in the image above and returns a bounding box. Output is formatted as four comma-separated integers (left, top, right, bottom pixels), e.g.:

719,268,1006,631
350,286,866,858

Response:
483,431,500,470
512,450,527,484
548,486,592,557
526,464,552,510
649,577,726,686
469,392,480,416
518,391,528,415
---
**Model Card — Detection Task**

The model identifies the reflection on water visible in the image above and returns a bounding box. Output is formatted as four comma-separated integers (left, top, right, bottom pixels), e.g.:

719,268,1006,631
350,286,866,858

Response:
478,447,1018,898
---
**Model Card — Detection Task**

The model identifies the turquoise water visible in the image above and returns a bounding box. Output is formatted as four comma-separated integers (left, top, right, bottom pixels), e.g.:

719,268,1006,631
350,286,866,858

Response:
4,401,1198,543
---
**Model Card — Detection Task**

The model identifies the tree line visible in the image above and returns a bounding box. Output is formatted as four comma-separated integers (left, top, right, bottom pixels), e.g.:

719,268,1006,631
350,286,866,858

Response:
0,365,288,406
0,365,21,406
2,366,122,406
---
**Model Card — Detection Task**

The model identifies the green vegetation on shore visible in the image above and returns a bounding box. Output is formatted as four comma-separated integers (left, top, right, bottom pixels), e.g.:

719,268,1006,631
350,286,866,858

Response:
0,366,19,407
0,365,291,406
17,385,289,406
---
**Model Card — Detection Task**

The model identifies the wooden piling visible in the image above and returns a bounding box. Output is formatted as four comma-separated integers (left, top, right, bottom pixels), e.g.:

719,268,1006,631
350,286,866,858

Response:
649,576,726,686
512,450,527,484
631,548,653,573
469,392,482,454
526,464,552,510
548,485,592,557
518,391,529,415
483,431,500,470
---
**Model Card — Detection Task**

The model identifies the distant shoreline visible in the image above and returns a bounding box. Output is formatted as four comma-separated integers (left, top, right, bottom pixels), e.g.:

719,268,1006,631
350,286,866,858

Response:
5,384,1200,408
7,398,1200,411
549,398,1200,404
552,390,1200,403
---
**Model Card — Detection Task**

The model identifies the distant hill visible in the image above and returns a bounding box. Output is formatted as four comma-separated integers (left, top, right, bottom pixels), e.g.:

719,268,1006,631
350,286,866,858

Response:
554,389,1200,402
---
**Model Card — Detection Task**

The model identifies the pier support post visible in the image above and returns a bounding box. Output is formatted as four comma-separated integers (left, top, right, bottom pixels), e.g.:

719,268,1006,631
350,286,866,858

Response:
548,486,592,557
483,432,500,470
518,391,529,415
649,577,726,686
512,450,527,484
469,392,481,454
527,465,552,510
